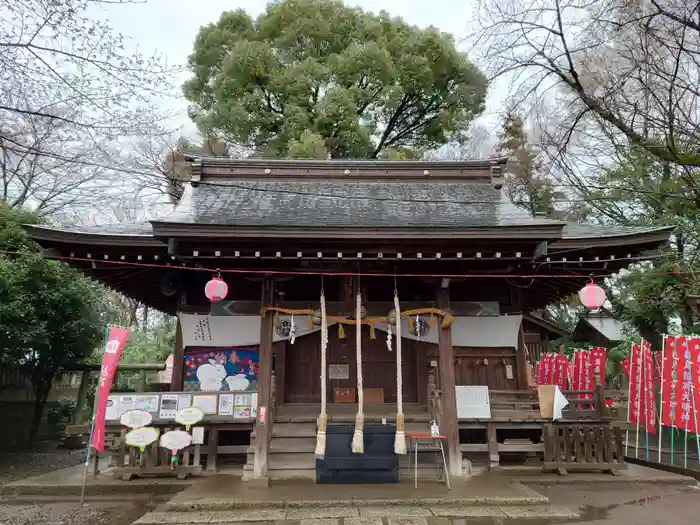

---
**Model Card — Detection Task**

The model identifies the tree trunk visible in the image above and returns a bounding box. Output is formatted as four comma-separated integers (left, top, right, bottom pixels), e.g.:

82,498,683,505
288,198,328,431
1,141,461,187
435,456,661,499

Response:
28,382,51,447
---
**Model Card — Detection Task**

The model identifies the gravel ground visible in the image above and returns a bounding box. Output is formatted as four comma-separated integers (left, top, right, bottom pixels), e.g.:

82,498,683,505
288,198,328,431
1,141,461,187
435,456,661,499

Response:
0,446,85,486
0,500,152,525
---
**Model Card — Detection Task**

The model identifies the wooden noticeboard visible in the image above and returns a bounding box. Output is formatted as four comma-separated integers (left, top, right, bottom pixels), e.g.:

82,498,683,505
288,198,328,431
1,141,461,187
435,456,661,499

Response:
455,386,491,419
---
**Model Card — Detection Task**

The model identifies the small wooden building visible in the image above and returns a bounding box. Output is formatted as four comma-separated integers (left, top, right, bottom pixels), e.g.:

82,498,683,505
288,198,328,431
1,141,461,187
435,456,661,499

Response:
25,158,670,480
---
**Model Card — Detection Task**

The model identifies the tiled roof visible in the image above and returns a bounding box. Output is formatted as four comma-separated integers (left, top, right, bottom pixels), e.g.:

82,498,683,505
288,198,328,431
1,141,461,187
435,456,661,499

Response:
562,223,674,239
26,221,154,236
156,180,563,229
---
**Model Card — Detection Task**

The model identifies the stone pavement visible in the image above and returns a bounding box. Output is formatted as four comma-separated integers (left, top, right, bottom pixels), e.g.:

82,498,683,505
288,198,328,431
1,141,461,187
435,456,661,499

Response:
133,505,582,525
165,476,548,510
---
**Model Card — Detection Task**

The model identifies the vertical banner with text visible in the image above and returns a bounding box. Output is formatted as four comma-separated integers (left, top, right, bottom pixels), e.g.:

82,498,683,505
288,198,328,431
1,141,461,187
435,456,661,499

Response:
641,340,657,434
91,327,131,452
628,344,644,427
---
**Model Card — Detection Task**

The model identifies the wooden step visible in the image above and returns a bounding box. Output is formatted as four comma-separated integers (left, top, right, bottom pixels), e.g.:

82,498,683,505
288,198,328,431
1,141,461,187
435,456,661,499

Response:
271,423,317,438
268,453,316,470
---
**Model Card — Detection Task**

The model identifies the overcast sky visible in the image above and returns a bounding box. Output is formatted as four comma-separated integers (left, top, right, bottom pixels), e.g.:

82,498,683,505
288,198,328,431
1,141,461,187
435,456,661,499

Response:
89,0,503,138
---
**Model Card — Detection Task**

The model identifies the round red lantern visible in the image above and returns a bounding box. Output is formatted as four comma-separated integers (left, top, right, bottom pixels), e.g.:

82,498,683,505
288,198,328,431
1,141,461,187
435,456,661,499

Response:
579,281,606,311
205,275,228,302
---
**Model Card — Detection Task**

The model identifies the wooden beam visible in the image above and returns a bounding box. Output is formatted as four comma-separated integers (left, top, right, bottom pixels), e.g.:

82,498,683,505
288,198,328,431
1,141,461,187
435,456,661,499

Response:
437,287,463,477
516,322,530,390
253,276,275,482
171,316,185,391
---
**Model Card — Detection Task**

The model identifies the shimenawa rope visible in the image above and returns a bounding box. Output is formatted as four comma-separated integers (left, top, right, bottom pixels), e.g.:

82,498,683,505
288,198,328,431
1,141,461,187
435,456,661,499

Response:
351,291,364,453
314,292,328,458
394,292,407,454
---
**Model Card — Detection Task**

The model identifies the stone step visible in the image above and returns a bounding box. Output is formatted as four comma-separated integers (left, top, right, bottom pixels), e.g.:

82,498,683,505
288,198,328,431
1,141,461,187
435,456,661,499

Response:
143,504,578,523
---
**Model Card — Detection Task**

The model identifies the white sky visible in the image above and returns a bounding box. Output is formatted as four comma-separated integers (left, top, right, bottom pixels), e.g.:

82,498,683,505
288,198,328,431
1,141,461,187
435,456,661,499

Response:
89,0,504,138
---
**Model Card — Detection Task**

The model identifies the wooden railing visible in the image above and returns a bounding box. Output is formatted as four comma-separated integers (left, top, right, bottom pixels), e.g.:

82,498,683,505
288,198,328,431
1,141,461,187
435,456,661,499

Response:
458,387,625,471
543,422,626,474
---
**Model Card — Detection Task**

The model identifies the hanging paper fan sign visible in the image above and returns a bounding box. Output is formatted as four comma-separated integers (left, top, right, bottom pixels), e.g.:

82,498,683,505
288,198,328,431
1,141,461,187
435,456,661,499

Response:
579,281,606,312
125,426,159,452
175,407,204,431
120,410,153,429
160,430,193,471
205,273,228,303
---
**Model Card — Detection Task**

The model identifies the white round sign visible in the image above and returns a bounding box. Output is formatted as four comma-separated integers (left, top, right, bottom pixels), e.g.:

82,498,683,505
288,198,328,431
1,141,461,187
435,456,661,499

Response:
175,407,204,429
120,409,153,429
125,426,159,451
160,430,192,453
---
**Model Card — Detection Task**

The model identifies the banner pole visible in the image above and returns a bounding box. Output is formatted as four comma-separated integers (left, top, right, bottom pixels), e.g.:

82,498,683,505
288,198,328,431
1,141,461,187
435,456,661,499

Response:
688,337,700,466
683,337,689,469
642,342,649,460
625,343,633,457
79,326,110,508
635,342,642,459
658,335,666,463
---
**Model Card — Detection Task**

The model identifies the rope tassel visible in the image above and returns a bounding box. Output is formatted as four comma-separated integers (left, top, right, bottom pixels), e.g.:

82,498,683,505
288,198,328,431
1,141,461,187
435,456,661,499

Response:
394,293,407,455
315,293,329,458
352,291,364,454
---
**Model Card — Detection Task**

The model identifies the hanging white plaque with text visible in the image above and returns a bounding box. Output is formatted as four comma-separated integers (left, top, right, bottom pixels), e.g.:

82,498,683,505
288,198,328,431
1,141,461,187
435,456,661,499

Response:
455,386,491,419
329,364,350,380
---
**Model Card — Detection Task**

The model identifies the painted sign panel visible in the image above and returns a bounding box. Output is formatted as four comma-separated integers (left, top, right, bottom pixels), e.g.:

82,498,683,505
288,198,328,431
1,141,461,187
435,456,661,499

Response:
183,348,259,393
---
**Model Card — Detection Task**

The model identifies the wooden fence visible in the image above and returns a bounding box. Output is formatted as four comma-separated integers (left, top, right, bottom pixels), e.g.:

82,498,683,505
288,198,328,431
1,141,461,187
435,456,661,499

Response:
543,422,626,474
110,424,212,480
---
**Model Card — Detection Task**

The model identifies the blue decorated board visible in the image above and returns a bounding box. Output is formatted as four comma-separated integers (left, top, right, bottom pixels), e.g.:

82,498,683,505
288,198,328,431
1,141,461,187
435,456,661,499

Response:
183,348,259,393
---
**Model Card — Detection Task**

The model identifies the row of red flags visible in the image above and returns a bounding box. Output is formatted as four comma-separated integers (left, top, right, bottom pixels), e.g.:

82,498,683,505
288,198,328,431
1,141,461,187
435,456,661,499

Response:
620,336,700,435
536,348,607,391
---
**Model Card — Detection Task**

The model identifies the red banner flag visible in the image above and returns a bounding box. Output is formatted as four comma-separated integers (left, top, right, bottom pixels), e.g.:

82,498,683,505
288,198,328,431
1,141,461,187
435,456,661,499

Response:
621,357,630,377
687,337,700,434
641,340,657,434
91,327,131,452
590,347,607,387
628,343,644,426
660,335,677,427
537,354,554,385
553,353,570,391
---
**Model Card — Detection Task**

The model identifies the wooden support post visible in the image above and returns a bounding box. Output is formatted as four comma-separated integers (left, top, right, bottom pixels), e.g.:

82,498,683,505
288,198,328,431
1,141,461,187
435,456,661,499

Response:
275,344,286,406
72,369,91,424
206,428,218,472
171,316,185,391
487,422,499,470
136,370,148,392
516,323,530,390
253,276,275,482
437,287,462,477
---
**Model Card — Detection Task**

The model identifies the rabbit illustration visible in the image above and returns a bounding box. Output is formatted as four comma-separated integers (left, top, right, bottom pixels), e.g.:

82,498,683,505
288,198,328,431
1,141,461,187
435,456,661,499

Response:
197,359,227,391
225,373,250,392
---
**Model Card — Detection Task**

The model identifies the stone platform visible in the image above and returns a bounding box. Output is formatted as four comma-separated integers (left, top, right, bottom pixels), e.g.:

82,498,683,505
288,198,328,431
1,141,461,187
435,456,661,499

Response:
165,475,548,510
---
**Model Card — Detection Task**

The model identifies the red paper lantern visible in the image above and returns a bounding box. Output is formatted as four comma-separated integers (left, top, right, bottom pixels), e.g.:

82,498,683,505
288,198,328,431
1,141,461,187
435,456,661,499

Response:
205,276,228,302
579,282,606,311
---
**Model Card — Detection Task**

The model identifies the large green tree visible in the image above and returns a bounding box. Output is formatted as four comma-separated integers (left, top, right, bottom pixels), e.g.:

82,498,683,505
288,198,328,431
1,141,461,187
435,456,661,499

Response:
183,0,487,158
0,204,104,443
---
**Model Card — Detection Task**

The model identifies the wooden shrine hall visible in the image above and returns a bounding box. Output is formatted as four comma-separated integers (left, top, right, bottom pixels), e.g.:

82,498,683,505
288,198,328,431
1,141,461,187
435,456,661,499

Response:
25,157,671,482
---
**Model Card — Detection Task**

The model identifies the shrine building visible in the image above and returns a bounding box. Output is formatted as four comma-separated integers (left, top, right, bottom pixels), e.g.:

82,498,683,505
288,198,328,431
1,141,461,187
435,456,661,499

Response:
24,157,671,482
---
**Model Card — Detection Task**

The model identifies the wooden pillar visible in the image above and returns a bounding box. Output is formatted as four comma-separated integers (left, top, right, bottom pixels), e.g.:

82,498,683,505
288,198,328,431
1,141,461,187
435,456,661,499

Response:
274,344,286,406
171,316,184,391
253,276,275,482
72,370,91,424
516,322,529,390
437,287,462,477
136,370,148,392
